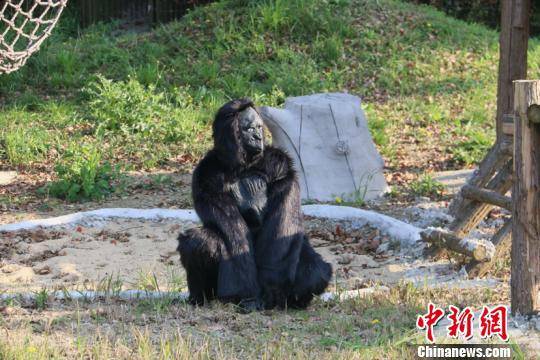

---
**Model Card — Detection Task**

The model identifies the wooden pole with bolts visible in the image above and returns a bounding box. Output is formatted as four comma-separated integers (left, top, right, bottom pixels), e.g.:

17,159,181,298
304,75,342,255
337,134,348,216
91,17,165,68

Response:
511,80,540,315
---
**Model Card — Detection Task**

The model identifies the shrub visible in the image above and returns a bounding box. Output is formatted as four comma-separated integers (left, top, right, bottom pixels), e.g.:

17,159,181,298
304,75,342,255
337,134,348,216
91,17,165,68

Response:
86,77,208,146
43,144,122,202
451,129,492,165
86,76,169,136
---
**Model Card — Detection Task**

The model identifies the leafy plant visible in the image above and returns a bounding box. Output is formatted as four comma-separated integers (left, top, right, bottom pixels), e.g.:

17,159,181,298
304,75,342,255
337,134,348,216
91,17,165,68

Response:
34,288,49,311
334,172,377,207
85,77,209,164
451,128,492,165
42,144,122,202
314,34,344,64
86,76,169,137
409,174,445,198
96,274,124,297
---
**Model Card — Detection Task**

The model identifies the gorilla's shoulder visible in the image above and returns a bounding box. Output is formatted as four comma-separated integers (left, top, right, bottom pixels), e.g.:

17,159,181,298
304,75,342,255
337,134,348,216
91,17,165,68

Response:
263,146,293,165
193,150,224,179
262,146,295,180
195,150,217,167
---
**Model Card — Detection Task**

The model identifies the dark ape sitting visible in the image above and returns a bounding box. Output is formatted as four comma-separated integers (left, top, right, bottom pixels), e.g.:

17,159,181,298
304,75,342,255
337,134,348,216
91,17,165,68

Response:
177,98,332,311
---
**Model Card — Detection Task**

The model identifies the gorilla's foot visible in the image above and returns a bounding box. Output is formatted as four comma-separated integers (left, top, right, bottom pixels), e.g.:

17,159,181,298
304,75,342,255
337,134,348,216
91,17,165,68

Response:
236,297,264,313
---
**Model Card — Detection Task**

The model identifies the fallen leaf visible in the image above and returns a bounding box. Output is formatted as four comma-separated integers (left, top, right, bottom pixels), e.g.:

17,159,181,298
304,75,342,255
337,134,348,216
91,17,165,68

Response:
335,225,342,237
34,266,51,275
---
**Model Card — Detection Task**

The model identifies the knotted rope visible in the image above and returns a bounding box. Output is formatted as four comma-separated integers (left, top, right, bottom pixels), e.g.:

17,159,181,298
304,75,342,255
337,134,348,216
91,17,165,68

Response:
0,0,67,74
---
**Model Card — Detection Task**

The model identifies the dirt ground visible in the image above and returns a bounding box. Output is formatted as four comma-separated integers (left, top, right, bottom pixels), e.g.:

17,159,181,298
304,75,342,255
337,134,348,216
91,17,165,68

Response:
0,168,508,295
0,214,464,295
3,169,539,358
0,170,193,225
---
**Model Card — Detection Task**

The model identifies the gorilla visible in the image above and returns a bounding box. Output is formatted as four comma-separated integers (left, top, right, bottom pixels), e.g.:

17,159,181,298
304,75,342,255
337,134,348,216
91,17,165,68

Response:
177,98,332,311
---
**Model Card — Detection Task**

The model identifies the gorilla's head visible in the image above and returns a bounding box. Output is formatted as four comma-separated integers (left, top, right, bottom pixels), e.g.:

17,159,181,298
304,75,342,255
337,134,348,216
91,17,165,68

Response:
213,98,265,168
238,106,264,155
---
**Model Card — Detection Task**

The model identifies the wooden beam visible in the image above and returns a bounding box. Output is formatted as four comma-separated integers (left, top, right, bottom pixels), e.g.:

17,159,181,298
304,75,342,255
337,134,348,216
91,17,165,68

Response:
527,104,540,124
426,158,512,260
461,184,512,210
511,80,540,315
467,220,512,278
450,159,513,238
496,0,530,141
421,228,495,262
448,139,512,217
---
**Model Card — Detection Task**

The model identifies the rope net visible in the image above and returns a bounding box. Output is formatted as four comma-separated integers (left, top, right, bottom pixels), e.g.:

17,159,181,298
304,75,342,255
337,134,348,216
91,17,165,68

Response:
0,0,67,74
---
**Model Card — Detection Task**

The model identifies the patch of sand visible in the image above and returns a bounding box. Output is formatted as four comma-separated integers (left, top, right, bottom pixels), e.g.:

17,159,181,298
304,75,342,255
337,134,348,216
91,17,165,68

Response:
1,216,481,294
1,218,197,292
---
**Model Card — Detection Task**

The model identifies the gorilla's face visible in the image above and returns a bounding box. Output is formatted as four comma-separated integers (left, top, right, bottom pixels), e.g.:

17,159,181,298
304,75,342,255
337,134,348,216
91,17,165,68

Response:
239,107,264,155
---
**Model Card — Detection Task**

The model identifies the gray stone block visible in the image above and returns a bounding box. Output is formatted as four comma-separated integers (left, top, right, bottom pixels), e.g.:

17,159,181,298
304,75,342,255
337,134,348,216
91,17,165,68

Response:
260,93,388,202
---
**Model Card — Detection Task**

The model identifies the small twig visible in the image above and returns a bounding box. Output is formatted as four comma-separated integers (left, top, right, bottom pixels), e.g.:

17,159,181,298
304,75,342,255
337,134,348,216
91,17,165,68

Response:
119,225,144,232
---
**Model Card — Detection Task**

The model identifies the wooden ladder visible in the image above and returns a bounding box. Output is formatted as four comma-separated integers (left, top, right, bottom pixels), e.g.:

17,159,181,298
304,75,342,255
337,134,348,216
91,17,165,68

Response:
424,119,515,278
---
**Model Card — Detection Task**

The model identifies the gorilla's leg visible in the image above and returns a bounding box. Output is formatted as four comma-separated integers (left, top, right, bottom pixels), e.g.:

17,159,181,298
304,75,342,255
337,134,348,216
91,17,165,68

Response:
177,227,224,305
287,237,332,309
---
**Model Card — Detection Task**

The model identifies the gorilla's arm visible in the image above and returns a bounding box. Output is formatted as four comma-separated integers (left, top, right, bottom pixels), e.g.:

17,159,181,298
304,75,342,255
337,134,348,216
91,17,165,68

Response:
192,153,260,301
253,148,304,305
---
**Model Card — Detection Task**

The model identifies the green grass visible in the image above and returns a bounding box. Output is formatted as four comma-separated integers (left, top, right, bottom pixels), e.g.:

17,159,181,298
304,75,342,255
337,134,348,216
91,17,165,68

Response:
0,281,521,359
2,0,539,199
409,174,446,199
33,288,49,311
39,142,124,202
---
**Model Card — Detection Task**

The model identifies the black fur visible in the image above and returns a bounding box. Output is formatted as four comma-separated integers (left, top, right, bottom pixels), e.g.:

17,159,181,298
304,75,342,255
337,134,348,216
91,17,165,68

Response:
177,98,332,310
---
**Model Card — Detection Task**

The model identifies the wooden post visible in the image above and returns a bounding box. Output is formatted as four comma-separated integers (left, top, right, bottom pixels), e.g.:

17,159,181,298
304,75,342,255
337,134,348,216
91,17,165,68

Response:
511,80,540,315
496,0,530,141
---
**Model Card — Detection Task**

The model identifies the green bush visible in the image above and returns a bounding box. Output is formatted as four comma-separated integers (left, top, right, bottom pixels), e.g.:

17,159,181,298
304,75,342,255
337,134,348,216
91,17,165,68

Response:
86,76,209,146
86,76,169,136
451,128,492,165
43,144,122,202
